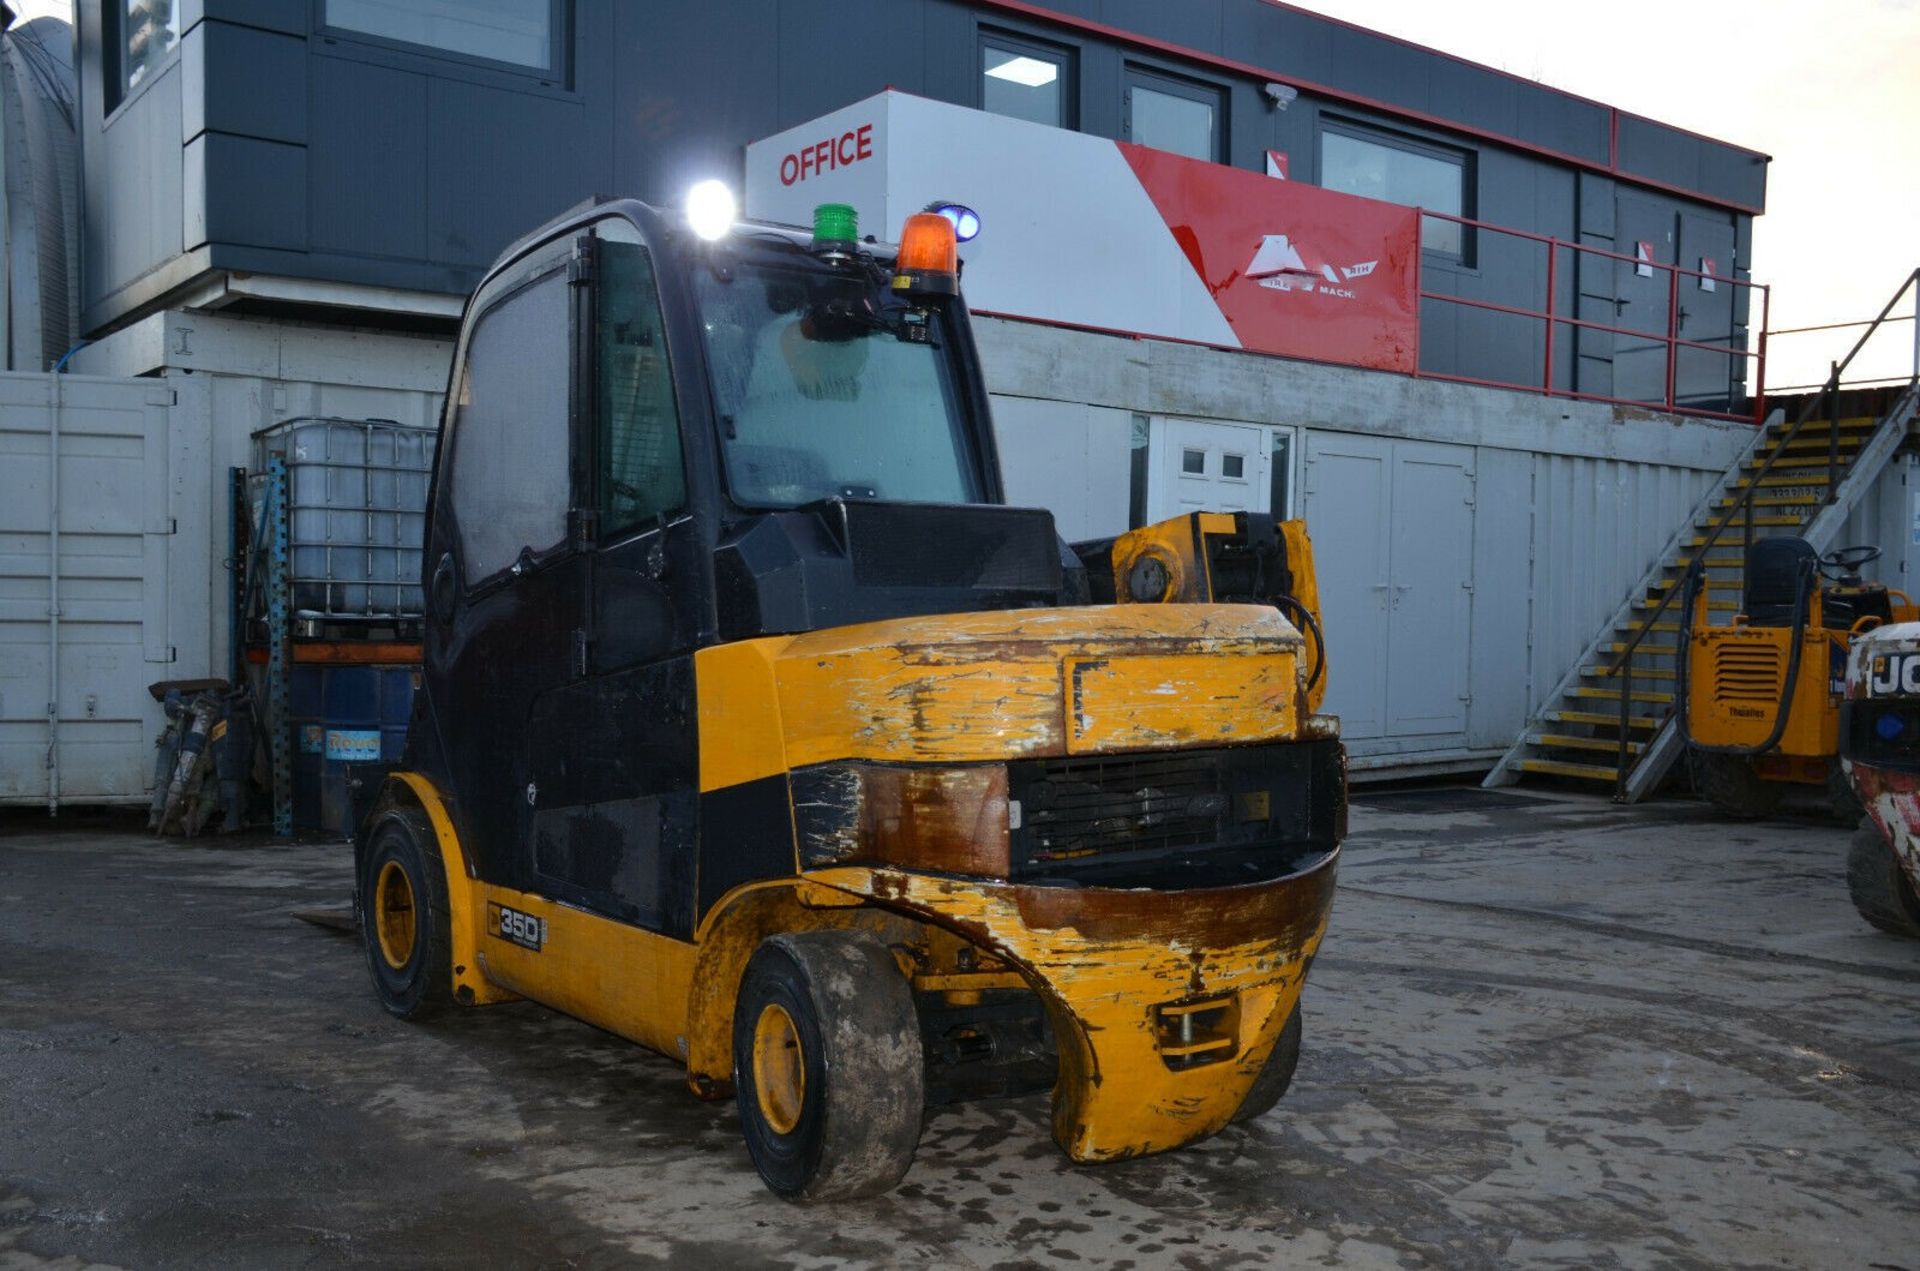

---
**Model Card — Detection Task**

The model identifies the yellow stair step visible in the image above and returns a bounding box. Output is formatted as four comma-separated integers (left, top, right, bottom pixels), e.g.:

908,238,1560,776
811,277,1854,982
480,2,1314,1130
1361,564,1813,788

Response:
1728,475,1832,489
1599,641,1677,655
1516,758,1619,782
1545,709,1661,730
1695,516,1805,529
1585,665,1675,680
1743,456,1860,471
1568,685,1675,704
1636,596,1734,611
1765,416,1877,436
1530,733,1646,755
1712,495,1825,509
1765,436,1866,455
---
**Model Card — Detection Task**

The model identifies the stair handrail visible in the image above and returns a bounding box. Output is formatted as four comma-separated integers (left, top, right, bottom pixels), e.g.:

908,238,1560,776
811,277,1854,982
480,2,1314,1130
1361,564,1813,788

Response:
1603,266,1920,797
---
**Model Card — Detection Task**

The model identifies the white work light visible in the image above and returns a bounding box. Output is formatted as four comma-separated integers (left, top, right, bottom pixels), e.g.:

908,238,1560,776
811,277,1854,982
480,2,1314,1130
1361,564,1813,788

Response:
686,180,736,242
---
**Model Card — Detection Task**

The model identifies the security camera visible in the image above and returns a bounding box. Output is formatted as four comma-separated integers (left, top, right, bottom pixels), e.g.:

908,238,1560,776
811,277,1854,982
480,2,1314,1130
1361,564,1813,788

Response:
1263,82,1297,109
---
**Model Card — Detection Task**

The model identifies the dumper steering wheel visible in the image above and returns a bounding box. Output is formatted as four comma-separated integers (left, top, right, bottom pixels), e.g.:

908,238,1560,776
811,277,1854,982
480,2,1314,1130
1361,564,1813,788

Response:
1820,545,1880,582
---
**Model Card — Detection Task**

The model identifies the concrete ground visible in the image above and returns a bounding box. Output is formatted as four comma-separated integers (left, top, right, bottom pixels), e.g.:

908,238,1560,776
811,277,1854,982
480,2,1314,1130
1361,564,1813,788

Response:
1,788,1916,1270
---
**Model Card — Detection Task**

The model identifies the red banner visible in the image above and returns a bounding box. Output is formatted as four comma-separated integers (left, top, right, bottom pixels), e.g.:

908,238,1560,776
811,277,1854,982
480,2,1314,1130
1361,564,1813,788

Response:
1119,143,1421,374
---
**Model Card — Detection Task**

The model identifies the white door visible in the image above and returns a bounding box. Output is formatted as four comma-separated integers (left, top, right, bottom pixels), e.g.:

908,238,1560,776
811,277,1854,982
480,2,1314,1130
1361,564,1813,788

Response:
1302,433,1392,738
1147,418,1270,522
1303,432,1477,742
1384,443,1475,736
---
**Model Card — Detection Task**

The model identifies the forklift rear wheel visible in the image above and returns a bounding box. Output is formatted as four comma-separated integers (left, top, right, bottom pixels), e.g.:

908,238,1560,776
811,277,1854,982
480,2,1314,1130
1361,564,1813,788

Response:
1692,752,1784,820
1826,760,1866,827
1845,826,1920,938
732,930,925,1200
1231,1006,1303,1125
360,812,454,1020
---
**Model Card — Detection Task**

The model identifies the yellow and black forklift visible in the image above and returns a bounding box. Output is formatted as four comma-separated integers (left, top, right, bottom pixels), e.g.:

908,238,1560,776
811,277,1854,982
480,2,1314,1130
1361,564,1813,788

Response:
1681,536,1916,819
354,188,1344,1199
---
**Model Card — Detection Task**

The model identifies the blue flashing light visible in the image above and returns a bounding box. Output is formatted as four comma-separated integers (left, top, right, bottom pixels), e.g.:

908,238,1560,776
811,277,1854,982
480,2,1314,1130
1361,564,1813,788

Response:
926,201,982,243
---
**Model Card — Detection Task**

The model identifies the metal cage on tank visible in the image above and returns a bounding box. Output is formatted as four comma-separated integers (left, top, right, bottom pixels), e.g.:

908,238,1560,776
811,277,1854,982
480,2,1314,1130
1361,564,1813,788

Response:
251,417,437,621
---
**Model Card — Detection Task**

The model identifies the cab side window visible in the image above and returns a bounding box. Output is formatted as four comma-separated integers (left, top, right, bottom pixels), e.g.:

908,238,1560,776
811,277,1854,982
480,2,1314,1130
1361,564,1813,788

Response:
450,270,571,582
598,240,686,536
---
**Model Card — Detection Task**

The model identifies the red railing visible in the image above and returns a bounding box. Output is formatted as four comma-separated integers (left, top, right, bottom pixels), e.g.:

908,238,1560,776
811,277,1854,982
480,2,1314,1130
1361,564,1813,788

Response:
1412,209,1770,423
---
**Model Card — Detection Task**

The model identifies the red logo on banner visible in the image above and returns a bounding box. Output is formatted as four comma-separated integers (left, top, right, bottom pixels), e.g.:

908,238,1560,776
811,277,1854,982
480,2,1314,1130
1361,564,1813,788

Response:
1119,143,1419,373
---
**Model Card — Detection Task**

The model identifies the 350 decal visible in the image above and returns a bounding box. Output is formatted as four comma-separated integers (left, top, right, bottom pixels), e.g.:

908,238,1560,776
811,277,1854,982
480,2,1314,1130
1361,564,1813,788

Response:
488,902,546,951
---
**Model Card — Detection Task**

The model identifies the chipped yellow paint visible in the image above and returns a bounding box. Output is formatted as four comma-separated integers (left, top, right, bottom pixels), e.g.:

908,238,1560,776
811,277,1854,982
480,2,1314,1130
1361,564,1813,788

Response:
805,855,1340,1162
389,771,517,1006
1278,519,1328,716
773,603,1306,771
1065,651,1296,753
1109,515,1328,715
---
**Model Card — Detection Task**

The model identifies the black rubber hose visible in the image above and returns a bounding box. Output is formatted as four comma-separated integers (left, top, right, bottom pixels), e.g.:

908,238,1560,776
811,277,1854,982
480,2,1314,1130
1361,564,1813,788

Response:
1273,594,1327,692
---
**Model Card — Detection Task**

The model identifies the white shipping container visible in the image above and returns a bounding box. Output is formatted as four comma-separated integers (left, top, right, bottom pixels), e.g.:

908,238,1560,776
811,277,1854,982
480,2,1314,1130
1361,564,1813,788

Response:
0,372,177,805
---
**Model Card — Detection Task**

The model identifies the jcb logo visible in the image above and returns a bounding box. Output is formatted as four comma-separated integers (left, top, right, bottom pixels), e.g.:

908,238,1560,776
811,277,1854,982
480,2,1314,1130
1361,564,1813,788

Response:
1867,653,1920,698
488,902,545,951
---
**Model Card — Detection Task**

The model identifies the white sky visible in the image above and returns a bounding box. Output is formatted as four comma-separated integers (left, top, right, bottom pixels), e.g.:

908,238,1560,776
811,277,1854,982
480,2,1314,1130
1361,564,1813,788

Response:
1289,0,1920,390
10,0,1912,388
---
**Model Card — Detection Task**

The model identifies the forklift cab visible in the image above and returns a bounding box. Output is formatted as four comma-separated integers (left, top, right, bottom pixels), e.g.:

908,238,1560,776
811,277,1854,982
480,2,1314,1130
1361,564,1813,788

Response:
358,194,1345,1200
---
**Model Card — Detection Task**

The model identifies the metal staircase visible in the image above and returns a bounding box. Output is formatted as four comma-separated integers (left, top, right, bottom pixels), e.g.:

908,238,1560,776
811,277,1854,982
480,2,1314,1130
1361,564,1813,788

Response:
1486,269,1920,802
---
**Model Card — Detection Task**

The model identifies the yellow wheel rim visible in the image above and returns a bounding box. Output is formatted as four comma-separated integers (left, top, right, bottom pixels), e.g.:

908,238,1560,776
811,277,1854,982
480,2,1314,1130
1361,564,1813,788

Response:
374,859,417,971
752,1003,806,1136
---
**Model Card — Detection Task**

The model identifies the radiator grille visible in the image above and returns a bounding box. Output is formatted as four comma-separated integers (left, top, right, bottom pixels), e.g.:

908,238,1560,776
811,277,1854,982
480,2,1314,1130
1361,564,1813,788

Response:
1004,741,1342,886
1016,752,1224,865
1713,643,1784,703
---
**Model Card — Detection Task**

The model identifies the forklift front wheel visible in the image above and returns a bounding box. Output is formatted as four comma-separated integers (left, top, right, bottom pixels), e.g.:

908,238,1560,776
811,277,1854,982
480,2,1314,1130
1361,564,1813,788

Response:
1231,1006,1303,1125
359,812,454,1020
731,930,925,1201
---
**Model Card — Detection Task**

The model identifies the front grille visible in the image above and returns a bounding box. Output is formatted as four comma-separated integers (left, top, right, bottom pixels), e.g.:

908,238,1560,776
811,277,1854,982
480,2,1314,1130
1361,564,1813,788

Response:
1005,740,1342,886
1714,643,1784,703
1017,751,1222,864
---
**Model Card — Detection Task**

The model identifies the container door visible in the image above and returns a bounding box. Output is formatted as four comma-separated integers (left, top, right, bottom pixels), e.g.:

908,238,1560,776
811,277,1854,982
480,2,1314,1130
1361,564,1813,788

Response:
1302,432,1392,739
0,376,173,805
1148,418,1269,521
1384,442,1475,736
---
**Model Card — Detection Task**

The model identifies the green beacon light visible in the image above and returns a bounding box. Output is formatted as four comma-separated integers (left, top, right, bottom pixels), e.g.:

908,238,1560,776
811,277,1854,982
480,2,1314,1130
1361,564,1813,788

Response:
812,203,859,260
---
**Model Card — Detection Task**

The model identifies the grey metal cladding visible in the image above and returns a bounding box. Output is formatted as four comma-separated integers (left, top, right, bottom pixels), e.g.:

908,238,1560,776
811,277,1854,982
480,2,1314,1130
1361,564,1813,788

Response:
184,21,306,145
70,0,1767,340
308,57,426,259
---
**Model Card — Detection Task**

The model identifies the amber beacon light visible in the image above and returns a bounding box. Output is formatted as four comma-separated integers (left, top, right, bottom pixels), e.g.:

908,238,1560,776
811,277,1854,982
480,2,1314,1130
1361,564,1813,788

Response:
893,212,960,294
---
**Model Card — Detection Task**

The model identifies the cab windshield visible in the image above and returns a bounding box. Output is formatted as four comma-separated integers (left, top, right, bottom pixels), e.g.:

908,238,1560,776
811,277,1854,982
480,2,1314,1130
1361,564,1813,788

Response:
693,248,984,509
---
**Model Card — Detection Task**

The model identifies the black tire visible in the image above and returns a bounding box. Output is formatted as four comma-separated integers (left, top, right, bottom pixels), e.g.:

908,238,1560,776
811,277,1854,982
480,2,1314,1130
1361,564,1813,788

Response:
1231,1006,1302,1125
1826,759,1866,827
732,931,925,1201
1692,751,1785,820
358,810,454,1020
1846,826,1920,939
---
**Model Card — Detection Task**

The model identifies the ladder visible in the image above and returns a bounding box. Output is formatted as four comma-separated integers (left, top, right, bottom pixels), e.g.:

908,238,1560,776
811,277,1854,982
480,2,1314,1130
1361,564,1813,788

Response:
1487,269,1920,802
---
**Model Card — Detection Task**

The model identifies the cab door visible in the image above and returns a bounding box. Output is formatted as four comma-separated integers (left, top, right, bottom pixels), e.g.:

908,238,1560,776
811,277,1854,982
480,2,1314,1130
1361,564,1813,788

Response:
417,235,583,889
522,219,712,939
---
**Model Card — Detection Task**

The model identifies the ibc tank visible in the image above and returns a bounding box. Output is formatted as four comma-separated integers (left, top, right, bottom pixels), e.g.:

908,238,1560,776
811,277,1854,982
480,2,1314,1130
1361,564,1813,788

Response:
253,417,436,620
